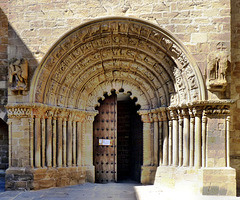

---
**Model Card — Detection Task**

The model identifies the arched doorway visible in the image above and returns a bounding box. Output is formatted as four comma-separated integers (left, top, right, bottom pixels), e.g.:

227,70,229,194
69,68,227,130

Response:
93,91,142,183
10,17,236,195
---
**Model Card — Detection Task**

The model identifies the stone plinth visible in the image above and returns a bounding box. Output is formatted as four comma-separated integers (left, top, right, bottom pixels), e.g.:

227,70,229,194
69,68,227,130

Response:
141,166,157,185
6,166,86,190
154,166,236,196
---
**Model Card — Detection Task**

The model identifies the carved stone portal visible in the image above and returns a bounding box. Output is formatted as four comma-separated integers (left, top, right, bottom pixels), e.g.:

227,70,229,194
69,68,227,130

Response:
9,58,28,91
207,48,230,92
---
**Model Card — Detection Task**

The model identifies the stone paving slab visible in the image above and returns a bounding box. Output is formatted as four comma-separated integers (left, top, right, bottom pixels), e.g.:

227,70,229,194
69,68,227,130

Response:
0,180,139,200
135,185,240,200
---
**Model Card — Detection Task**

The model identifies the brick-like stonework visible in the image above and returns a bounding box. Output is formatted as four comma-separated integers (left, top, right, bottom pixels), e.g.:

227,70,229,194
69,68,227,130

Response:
0,0,238,196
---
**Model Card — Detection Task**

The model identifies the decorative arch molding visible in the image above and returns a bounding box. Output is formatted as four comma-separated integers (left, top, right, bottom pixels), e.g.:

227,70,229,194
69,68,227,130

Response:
30,17,206,110
7,17,237,195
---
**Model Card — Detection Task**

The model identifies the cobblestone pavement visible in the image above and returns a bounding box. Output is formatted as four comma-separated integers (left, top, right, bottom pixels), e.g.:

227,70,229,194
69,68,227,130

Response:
0,177,139,200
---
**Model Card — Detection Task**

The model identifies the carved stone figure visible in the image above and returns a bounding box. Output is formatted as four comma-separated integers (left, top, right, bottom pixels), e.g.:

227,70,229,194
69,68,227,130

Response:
207,49,230,92
9,58,28,91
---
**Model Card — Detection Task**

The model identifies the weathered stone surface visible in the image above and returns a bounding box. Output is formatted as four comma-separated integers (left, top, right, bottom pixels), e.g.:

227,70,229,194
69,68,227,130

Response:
1,0,240,197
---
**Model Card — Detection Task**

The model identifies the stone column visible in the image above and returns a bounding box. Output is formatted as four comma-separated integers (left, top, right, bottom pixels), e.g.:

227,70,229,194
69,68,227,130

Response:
189,108,195,167
81,120,86,166
29,118,34,168
162,111,168,166
142,113,152,166
67,118,73,167
46,111,53,167
157,111,163,166
182,108,190,167
194,107,202,168
85,113,96,182
35,115,41,168
153,113,159,166
202,111,207,168
6,106,33,190
57,114,63,167
77,120,82,166
63,118,67,167
52,114,57,168
72,120,77,166
170,108,179,167
140,112,156,184
226,116,230,167
41,115,46,167
168,111,173,166
178,109,183,166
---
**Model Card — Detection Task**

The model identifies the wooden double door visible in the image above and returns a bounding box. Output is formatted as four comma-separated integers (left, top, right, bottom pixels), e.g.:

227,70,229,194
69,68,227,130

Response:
93,93,143,183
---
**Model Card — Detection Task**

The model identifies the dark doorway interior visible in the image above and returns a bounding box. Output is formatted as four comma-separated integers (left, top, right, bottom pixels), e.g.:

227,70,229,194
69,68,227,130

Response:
0,119,8,170
117,94,143,182
94,92,143,183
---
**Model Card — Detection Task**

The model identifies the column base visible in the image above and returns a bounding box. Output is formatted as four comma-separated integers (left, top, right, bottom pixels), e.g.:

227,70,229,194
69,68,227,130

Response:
5,167,34,190
85,165,95,183
154,166,236,196
5,166,86,190
141,165,157,185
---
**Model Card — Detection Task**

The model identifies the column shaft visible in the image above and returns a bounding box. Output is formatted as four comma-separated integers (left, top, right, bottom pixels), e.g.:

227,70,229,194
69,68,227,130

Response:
143,122,152,166
67,120,73,167
77,121,82,166
183,113,190,167
162,120,168,166
226,116,230,167
41,117,45,167
73,121,77,166
153,119,159,166
158,120,163,166
179,116,183,166
189,112,195,167
194,109,202,168
34,117,41,168
63,119,67,167
172,115,179,167
47,117,52,167
29,118,34,168
168,120,172,166
57,118,63,167
202,114,207,167
53,118,57,167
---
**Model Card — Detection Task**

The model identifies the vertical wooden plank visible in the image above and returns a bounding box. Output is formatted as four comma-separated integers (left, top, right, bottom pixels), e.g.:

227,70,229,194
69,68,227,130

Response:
93,94,117,183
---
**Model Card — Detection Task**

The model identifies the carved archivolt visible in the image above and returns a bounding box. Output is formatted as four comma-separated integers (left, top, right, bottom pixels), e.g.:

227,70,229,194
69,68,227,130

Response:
30,17,206,111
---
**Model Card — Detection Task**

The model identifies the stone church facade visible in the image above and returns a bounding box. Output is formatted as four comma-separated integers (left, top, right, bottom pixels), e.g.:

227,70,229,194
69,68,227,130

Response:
0,0,239,196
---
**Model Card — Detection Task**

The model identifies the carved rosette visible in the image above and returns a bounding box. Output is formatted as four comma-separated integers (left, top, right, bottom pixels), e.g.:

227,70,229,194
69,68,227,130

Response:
31,17,205,111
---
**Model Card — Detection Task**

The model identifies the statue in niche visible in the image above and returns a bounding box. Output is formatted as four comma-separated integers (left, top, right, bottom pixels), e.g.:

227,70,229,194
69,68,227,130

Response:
9,58,28,91
207,43,230,92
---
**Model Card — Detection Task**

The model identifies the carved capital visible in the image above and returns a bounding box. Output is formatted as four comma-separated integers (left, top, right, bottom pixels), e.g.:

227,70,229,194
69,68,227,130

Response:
7,107,31,118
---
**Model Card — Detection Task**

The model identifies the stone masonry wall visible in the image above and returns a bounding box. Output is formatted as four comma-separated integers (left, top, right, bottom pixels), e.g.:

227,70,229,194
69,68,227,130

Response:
0,0,230,103
0,1,9,121
0,0,235,192
231,0,240,193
